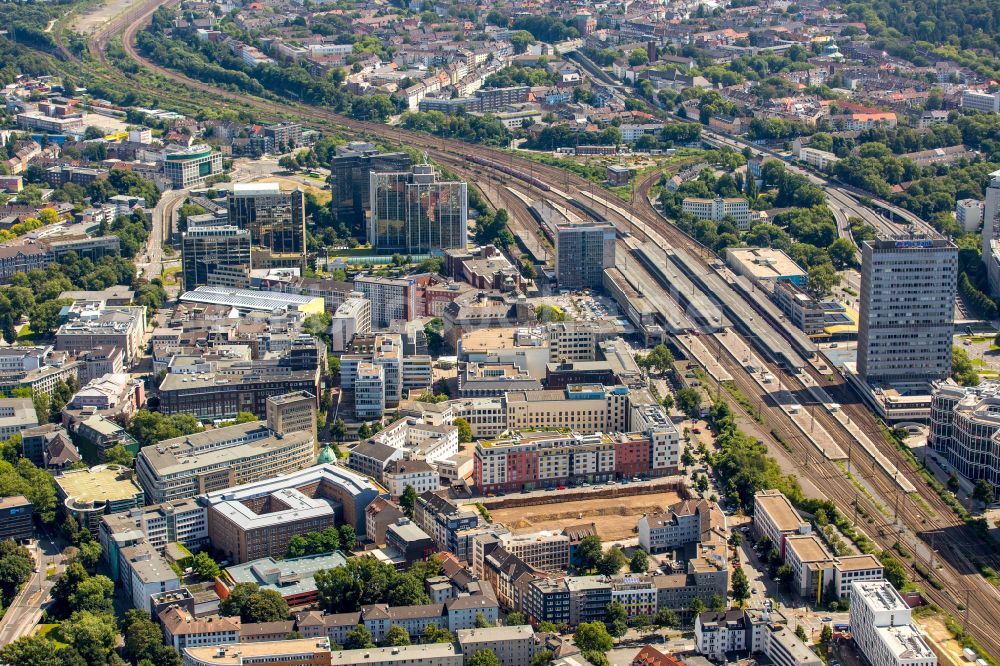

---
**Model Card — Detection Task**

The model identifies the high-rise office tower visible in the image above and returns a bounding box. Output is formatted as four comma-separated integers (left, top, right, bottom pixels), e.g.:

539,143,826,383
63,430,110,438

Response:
555,222,617,289
857,235,957,383
369,164,468,254
181,225,252,290
226,183,306,270
329,142,411,235
981,169,1000,296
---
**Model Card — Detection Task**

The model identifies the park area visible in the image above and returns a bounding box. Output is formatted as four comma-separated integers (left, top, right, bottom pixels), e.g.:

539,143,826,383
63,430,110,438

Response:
489,489,683,541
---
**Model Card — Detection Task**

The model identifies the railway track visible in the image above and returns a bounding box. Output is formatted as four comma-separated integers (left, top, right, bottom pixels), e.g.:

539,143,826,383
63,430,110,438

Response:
51,0,1000,655
630,170,1000,656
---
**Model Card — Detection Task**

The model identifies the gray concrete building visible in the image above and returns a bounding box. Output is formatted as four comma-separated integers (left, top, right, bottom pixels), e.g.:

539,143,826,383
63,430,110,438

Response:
555,222,616,289
857,236,957,383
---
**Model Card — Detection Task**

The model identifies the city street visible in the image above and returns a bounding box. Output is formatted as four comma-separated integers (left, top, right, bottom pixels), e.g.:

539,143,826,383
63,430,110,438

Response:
0,535,65,646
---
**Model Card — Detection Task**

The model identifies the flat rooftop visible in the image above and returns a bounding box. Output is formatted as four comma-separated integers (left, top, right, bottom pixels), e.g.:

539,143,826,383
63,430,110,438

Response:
836,554,882,571
727,248,807,280
179,286,320,312
55,465,142,503
184,639,330,665
331,643,459,666
755,490,807,532
876,623,935,660
852,580,909,612
785,535,832,563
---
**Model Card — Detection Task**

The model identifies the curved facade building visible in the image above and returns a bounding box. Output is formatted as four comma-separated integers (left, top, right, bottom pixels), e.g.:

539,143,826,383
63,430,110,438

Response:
929,379,1000,489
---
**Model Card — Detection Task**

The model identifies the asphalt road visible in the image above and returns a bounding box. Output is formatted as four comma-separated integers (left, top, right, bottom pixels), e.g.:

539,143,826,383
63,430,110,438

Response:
0,535,65,646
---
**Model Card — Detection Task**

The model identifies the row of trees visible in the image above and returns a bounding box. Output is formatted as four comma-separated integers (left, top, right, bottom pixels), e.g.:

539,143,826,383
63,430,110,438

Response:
286,525,357,558
314,555,444,613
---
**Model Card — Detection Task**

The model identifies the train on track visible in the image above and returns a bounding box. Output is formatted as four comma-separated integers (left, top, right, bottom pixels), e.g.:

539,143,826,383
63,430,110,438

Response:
466,155,552,192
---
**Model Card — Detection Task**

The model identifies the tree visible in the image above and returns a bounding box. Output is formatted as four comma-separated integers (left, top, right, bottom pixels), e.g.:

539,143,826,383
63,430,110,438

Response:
820,624,833,652
584,652,610,666
401,486,417,518
973,479,995,507
68,575,114,613
574,621,613,653
60,610,117,664
629,549,649,573
339,524,357,551
1,636,82,666
575,535,603,571
947,472,960,493
220,583,289,622
710,594,726,612
331,418,347,441
731,567,751,604
383,624,410,646
192,551,220,580
828,237,858,270
422,624,455,643
597,547,627,576
795,624,808,641
29,298,72,337
475,611,492,628
345,624,376,650
506,612,527,626
689,597,706,618
729,531,743,548
605,602,627,640
124,609,173,664
806,263,840,299
532,650,553,666
653,608,679,629
675,387,702,419
468,650,501,666
454,417,472,443
75,541,102,573
386,573,429,606
103,443,134,467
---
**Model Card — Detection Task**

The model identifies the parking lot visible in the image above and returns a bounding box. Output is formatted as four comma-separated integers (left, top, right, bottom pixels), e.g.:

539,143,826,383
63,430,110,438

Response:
529,290,619,322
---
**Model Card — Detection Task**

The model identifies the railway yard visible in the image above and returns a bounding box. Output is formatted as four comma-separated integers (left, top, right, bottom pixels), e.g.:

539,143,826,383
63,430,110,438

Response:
46,0,1000,657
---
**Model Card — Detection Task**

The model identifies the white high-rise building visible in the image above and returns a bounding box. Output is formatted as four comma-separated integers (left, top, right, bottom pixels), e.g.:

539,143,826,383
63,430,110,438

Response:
982,170,1000,296
850,581,936,666
857,236,957,383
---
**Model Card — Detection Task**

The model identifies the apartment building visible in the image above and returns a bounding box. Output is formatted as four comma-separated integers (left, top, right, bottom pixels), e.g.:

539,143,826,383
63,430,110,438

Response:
414,491,481,560
850,581,937,666
135,421,315,504
354,275,421,328
159,606,241,651
681,196,751,230
474,426,679,493
54,306,146,364
341,333,433,413
119,542,182,613
638,499,723,554
182,639,333,666
457,625,535,666
962,89,1000,113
